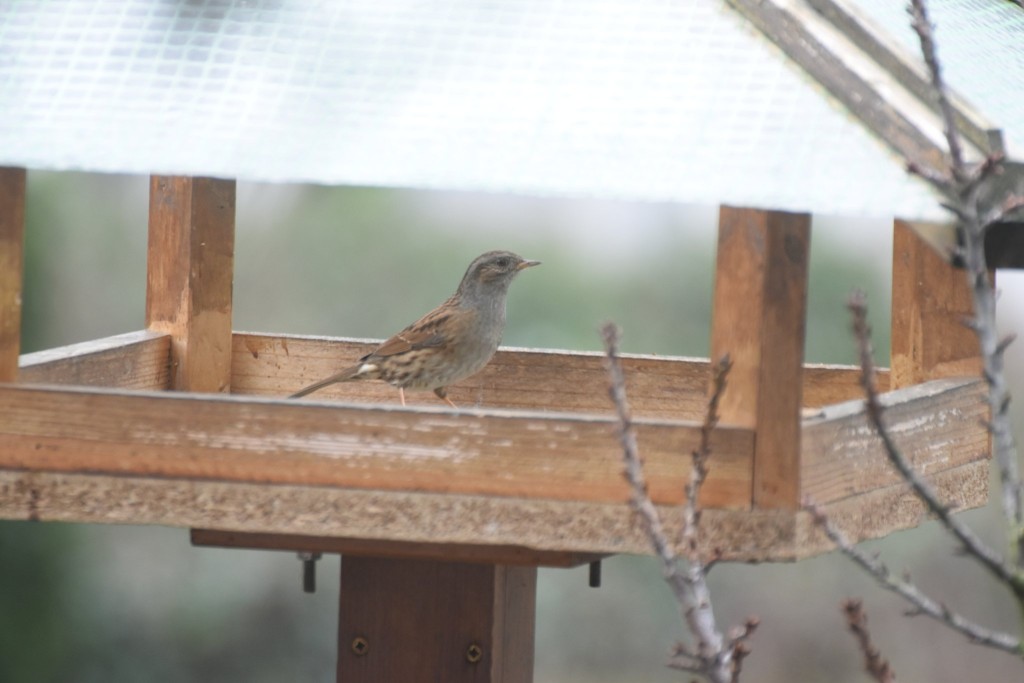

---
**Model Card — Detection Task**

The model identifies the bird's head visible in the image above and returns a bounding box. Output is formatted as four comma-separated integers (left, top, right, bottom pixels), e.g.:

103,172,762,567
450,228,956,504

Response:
459,250,541,293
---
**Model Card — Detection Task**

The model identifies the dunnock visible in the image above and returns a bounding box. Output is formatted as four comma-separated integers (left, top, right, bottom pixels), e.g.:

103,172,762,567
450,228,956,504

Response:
290,250,540,407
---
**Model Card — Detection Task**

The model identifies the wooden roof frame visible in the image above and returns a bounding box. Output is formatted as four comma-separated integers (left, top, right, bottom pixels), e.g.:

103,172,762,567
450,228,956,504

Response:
727,0,1003,167
0,171,991,681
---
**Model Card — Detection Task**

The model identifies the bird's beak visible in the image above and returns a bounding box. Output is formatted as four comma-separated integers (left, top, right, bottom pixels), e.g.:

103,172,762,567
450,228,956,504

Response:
517,259,541,270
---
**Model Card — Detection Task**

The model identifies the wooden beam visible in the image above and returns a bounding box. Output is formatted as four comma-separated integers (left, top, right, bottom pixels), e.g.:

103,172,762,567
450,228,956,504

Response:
795,459,988,559
891,220,982,388
11,329,891,413
0,462,986,562
0,384,754,509
804,0,1002,155
18,331,170,390
146,176,235,392
801,377,988,504
0,168,26,383
233,333,882,420
711,206,810,510
190,529,605,568
337,559,535,683
725,0,987,173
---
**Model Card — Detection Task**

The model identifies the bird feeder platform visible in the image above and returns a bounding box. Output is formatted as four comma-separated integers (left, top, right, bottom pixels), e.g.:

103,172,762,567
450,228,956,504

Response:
0,172,990,681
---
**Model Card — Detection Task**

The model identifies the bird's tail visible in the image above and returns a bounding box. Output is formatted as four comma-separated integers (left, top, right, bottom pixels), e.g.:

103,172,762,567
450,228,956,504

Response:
289,365,363,398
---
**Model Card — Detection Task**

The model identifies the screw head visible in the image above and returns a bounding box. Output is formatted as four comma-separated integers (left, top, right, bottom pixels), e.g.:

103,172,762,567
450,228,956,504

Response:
351,636,369,656
466,643,483,663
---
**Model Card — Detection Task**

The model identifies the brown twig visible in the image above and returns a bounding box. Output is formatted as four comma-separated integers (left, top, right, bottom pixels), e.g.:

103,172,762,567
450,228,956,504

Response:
602,322,753,682
807,502,1021,654
681,354,732,559
847,291,1022,597
907,0,964,180
842,599,896,683
906,0,1024,560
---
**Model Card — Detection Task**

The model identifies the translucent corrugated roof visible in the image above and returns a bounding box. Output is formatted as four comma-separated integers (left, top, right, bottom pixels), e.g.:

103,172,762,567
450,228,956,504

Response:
1,0,1018,219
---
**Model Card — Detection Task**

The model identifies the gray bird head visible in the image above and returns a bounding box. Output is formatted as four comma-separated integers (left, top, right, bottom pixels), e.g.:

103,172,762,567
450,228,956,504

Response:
456,250,541,301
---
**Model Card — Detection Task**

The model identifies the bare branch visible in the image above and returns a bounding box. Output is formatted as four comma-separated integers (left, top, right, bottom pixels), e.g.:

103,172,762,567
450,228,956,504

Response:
906,159,954,193
602,322,753,682
907,0,1024,555
847,291,1024,597
807,503,1021,654
907,0,966,180
681,354,732,560
841,599,896,683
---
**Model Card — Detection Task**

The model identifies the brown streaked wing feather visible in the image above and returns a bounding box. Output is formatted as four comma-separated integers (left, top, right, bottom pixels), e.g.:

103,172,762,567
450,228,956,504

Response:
369,308,453,358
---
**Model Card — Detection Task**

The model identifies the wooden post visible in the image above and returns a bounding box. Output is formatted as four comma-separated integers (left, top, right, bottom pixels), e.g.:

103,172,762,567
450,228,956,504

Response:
337,558,536,683
146,176,235,392
0,168,26,383
891,220,982,388
710,206,811,510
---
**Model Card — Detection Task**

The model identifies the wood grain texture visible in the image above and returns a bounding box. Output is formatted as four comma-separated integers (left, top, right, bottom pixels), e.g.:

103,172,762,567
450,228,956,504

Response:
0,168,26,383
337,559,536,683
802,363,890,408
18,331,171,389
0,384,754,509
190,529,605,568
235,333,715,421
0,463,987,562
146,176,235,393
802,378,988,504
711,206,810,510
233,333,873,418
891,220,982,389
796,459,989,559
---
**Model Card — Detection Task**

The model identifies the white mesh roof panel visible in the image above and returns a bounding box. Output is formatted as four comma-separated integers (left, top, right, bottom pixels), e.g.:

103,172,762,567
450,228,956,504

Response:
4,0,1016,219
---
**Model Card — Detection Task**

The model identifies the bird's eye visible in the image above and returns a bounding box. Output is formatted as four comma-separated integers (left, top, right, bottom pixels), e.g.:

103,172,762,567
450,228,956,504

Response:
495,257,511,269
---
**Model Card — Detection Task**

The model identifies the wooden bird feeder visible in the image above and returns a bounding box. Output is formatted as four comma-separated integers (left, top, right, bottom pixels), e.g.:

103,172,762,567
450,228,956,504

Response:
0,171,990,681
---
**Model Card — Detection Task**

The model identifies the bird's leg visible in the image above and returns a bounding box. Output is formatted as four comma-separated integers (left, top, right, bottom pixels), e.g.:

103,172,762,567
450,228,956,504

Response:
434,386,459,410
399,387,406,406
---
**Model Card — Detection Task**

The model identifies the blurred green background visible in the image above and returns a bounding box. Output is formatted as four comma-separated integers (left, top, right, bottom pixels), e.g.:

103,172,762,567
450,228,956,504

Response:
3,171,1023,682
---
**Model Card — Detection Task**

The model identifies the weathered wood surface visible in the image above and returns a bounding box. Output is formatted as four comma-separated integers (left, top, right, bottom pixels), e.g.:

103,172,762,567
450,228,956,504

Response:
802,378,988,504
233,333,879,418
146,176,235,393
711,206,810,510
0,167,26,383
236,333,716,421
18,331,171,389
12,329,889,414
190,529,605,568
0,384,754,509
0,461,987,562
795,459,989,559
891,219,982,388
337,559,536,683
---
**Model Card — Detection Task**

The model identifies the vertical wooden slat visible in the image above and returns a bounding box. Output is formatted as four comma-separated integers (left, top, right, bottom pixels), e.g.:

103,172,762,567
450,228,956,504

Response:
145,176,235,392
891,220,981,389
0,168,27,383
710,206,811,510
337,558,536,683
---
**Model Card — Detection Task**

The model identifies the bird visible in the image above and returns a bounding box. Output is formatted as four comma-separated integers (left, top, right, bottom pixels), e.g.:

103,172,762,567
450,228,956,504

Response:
290,250,540,407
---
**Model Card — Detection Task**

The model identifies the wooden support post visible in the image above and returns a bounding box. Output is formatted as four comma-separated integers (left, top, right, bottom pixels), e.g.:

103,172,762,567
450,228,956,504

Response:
0,168,26,383
891,220,982,389
710,206,811,510
146,176,235,392
337,558,536,683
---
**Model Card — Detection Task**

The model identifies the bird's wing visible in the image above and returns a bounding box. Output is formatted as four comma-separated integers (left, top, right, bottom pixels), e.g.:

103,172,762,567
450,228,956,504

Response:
367,309,452,359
